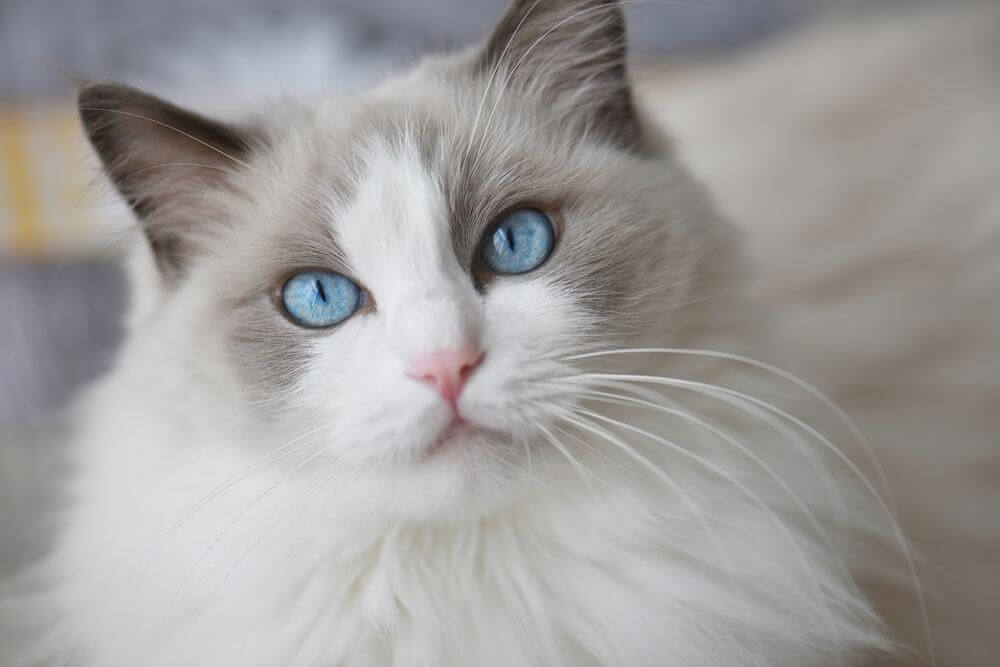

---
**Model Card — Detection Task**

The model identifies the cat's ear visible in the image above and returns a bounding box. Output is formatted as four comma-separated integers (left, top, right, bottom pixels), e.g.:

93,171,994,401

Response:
78,83,257,277
478,0,638,147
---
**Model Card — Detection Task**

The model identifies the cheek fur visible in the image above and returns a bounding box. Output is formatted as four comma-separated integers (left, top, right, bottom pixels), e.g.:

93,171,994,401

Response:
460,281,599,427
291,317,451,460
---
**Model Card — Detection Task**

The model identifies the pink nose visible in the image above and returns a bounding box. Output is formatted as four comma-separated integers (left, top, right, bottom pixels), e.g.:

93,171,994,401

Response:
408,345,484,404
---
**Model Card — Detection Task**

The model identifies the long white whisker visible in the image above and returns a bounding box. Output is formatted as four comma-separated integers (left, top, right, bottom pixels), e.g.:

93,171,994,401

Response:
276,451,373,574
534,420,609,491
567,407,838,631
78,107,323,214
469,2,625,174
463,0,543,163
173,454,358,649
163,439,344,619
549,408,737,581
176,450,359,624
575,371,931,659
564,347,898,517
139,419,340,581
550,423,640,479
581,390,846,571
584,379,850,534
524,435,534,481
205,452,363,605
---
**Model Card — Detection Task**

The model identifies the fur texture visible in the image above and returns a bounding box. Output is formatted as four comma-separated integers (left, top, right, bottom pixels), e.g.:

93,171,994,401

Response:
5,1,998,665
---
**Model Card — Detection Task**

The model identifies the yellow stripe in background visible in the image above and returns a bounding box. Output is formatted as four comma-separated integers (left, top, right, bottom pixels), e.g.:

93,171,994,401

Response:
55,109,92,239
1,108,45,255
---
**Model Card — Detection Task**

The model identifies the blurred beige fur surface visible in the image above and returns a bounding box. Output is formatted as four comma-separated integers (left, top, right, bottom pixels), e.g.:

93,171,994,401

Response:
642,2,1000,663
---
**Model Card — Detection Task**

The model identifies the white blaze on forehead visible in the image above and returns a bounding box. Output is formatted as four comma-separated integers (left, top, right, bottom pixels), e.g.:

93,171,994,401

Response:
334,137,482,361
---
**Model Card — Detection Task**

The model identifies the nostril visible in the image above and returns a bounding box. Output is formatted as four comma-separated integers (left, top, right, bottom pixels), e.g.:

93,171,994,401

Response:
417,371,439,386
458,351,484,382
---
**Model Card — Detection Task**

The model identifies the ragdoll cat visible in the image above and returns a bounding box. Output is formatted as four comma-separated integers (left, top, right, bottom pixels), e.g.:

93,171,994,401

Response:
8,0,999,664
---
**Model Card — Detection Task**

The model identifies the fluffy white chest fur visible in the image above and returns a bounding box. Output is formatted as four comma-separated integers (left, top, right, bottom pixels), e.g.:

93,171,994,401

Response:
52,352,885,667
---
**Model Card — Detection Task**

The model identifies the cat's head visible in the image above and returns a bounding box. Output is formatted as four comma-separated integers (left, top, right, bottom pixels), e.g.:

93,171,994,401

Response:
80,0,735,520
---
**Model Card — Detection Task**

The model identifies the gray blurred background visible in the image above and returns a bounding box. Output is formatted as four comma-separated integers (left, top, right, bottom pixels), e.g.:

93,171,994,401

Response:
0,0,816,438
0,0,802,98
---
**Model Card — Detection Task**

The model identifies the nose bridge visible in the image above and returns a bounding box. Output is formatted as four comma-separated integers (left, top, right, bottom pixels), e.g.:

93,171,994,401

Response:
388,273,482,361
342,139,481,360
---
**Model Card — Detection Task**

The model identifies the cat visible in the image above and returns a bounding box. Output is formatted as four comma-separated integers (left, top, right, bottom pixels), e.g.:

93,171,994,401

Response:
5,0,998,665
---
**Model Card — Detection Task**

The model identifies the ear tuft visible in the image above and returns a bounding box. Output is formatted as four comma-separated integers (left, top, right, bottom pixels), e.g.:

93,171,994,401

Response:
78,83,256,276
479,0,639,148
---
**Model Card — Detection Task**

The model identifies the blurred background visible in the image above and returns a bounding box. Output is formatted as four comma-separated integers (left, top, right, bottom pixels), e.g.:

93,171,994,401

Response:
0,0,822,438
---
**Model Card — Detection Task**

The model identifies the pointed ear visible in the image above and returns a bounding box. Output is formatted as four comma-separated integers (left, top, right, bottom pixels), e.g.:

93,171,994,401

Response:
78,84,257,277
479,0,638,147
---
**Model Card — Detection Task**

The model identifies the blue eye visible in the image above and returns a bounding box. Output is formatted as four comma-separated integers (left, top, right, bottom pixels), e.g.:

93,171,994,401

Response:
281,270,363,328
481,208,555,275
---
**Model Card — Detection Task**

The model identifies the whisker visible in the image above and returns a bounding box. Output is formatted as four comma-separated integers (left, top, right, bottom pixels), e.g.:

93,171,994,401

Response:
79,107,328,215
468,0,753,175
162,437,342,619
567,407,839,631
173,450,358,628
203,452,363,606
550,423,640,479
584,380,850,534
169,456,351,657
524,435,534,482
138,419,340,580
581,390,846,572
463,0,543,163
534,420,610,491
77,107,256,170
547,408,737,582
469,2,625,174
276,453,371,574
574,371,931,659
563,347,898,516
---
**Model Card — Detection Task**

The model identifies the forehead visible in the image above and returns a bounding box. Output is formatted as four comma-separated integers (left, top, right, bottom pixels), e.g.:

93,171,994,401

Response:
336,136,453,290
234,81,574,264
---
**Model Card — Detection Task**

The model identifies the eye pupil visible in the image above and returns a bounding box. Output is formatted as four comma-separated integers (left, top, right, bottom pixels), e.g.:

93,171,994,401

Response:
315,279,327,303
493,226,516,255
503,227,515,251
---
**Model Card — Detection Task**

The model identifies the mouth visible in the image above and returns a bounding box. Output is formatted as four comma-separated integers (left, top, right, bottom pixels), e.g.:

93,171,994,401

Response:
424,417,481,458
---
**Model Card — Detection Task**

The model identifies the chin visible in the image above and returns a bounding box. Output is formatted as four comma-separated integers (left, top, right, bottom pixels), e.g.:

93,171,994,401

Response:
343,426,535,523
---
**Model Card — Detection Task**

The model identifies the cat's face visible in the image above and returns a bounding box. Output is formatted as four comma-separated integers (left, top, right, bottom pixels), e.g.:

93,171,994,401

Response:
81,0,731,520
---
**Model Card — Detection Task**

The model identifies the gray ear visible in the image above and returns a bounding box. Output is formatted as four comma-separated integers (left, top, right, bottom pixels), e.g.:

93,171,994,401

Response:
480,0,638,148
78,84,256,276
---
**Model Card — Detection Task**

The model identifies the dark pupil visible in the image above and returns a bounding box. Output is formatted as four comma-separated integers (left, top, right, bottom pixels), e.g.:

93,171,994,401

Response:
502,226,515,252
315,279,327,303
